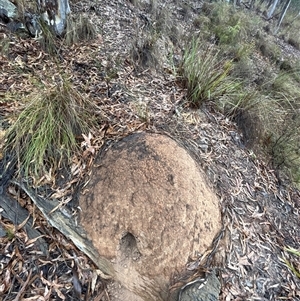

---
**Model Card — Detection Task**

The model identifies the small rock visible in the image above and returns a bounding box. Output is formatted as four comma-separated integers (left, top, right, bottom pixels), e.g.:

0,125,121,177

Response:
0,0,17,19
178,271,221,301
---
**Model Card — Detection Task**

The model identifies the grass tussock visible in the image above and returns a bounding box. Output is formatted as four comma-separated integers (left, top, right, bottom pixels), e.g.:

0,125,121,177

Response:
4,78,97,177
266,108,300,181
271,72,300,102
36,19,58,56
64,14,97,46
282,246,300,279
257,36,281,62
131,35,158,69
33,14,97,54
247,73,300,183
0,37,10,55
279,11,300,50
179,40,240,108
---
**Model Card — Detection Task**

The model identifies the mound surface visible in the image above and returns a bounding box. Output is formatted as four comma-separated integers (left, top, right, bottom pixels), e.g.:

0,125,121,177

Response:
79,132,221,300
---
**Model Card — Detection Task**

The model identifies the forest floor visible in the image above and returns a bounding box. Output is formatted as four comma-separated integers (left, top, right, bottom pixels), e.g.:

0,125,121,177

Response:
0,0,300,300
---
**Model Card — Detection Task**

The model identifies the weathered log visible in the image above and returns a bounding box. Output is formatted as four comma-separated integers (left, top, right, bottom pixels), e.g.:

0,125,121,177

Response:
0,192,48,255
11,180,115,280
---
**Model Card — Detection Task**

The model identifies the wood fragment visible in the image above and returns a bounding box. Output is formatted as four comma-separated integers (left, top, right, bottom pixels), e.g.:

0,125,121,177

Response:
11,180,115,280
0,193,48,255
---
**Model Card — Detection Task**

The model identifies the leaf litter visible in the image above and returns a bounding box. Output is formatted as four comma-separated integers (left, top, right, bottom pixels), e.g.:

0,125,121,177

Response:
0,0,300,300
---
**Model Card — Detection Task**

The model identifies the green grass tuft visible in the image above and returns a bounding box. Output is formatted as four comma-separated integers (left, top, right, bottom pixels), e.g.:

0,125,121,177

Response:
282,246,300,279
179,40,240,108
4,78,97,177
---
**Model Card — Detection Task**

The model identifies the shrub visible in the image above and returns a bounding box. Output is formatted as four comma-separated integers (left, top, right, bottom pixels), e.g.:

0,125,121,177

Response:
214,22,242,44
200,2,259,44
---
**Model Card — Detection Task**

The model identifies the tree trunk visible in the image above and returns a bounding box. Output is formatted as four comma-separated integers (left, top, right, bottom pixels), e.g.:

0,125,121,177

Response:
275,0,291,33
266,0,279,18
250,0,256,9
37,0,70,35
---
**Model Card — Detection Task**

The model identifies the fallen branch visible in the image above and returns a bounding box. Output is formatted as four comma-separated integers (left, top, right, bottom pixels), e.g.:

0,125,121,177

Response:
11,180,115,280
0,192,48,255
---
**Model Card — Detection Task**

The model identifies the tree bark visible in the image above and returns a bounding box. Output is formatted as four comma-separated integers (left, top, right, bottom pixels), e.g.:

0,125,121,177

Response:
11,180,115,280
37,0,70,35
266,0,279,18
0,192,48,255
275,0,291,33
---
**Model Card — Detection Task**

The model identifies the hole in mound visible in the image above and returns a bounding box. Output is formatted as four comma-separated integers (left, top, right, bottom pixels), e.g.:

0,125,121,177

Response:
119,233,141,263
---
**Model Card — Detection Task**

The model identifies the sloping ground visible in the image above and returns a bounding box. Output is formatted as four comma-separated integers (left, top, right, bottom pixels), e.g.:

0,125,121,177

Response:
168,110,300,300
0,0,300,300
